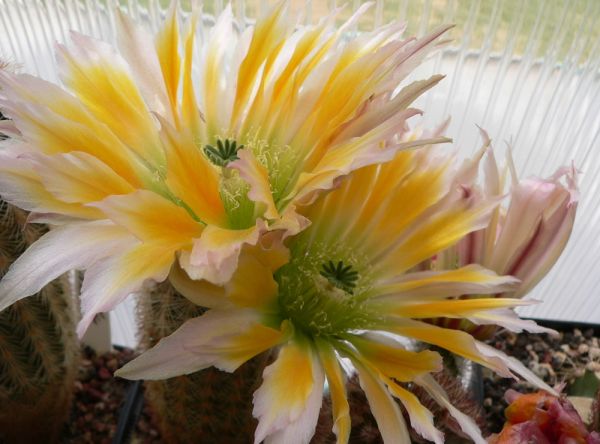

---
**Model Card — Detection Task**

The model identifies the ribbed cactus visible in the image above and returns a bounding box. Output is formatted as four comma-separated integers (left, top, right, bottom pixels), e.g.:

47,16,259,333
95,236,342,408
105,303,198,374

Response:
0,200,79,444
138,281,270,444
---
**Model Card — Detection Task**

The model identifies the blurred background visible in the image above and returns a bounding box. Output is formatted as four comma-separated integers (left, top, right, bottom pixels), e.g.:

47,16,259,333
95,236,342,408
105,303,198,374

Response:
1,0,599,347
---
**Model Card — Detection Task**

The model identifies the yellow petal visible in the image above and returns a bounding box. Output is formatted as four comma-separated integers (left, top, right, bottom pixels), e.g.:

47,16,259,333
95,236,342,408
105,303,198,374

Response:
0,71,144,185
158,115,226,226
352,359,411,443
116,309,285,379
384,319,513,377
351,335,442,382
155,2,181,127
78,240,176,336
384,377,443,444
57,33,164,165
224,251,279,308
232,2,288,128
316,341,350,444
168,262,230,309
181,9,203,136
90,189,202,245
374,189,501,276
28,151,135,204
386,298,533,319
253,340,323,444
370,265,519,300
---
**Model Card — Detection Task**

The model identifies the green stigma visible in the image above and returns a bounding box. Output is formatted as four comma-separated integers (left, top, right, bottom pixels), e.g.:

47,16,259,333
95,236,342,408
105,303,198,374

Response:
204,139,243,167
274,242,378,338
320,260,358,294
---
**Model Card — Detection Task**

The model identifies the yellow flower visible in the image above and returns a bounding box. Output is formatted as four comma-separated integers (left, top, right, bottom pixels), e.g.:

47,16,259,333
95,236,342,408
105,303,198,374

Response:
0,3,448,335
117,141,555,444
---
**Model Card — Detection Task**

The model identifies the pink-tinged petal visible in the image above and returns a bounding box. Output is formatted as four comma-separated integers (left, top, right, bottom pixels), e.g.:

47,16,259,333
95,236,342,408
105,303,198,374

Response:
370,264,519,300
352,359,411,443
331,75,444,143
316,341,350,444
178,229,287,306
383,376,444,444
115,8,172,120
491,167,578,298
467,308,559,336
25,151,135,204
0,222,132,312
230,149,279,220
0,152,102,219
77,240,175,336
181,220,267,285
116,309,284,379
415,374,486,444
89,189,202,244
253,342,323,444
0,119,21,137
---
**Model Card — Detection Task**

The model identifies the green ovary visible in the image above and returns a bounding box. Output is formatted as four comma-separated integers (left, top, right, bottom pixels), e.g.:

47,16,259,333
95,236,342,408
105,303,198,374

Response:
274,241,379,338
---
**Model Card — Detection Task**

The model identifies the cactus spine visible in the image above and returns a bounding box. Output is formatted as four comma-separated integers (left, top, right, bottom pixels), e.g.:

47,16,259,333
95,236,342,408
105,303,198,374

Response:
0,200,79,443
138,281,269,444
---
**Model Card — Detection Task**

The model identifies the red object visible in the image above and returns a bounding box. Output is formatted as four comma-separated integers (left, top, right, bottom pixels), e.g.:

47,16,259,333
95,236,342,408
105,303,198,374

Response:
489,390,600,444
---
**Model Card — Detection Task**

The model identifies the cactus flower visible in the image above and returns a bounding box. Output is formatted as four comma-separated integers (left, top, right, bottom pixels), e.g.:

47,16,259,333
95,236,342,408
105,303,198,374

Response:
0,3,447,335
430,131,578,338
117,143,556,444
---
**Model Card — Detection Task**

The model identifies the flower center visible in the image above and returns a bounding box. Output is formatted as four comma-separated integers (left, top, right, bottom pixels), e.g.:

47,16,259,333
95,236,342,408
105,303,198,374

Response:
204,138,243,166
274,242,377,337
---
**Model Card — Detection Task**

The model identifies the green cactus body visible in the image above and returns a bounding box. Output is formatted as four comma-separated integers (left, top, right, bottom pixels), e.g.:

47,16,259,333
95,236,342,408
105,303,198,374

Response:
0,200,79,443
138,281,270,444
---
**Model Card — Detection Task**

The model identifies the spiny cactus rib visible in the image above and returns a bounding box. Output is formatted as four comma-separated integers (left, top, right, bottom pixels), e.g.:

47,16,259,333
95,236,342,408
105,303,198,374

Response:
0,200,79,444
138,281,269,444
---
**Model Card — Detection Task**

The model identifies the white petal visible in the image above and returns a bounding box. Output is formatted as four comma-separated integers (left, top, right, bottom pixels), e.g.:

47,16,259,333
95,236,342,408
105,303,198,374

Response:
253,342,324,444
474,341,558,395
0,222,131,312
415,374,485,444
264,363,324,444
116,309,282,380
77,241,176,336
354,360,411,443
115,9,171,119
468,308,559,336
